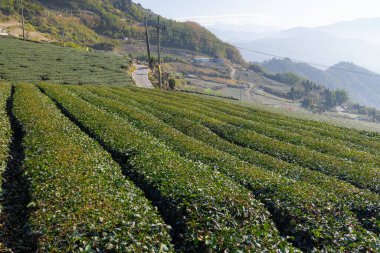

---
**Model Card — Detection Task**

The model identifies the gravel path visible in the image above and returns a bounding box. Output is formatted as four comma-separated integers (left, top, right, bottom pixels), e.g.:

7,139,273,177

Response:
132,64,154,89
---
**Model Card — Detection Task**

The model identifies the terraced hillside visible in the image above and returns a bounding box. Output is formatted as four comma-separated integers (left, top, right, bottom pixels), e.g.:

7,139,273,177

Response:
0,38,131,85
0,83,379,252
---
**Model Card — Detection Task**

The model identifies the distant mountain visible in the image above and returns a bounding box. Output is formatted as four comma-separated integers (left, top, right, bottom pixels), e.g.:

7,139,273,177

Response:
237,30,380,73
206,24,279,42
262,58,380,109
0,0,243,63
264,18,380,43
226,18,380,73
317,18,380,44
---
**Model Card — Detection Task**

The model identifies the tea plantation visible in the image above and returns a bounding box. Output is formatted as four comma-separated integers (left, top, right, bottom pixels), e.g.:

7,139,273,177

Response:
0,38,131,85
0,82,379,252
0,35,379,253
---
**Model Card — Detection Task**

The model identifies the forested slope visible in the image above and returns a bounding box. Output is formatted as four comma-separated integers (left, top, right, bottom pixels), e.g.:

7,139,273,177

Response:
0,0,243,63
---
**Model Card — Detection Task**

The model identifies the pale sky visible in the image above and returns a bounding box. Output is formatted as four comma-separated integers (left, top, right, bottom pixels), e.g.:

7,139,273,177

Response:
134,0,380,28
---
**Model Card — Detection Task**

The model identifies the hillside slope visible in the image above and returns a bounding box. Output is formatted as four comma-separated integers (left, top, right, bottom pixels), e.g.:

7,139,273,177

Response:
262,58,380,109
0,0,243,63
0,37,132,85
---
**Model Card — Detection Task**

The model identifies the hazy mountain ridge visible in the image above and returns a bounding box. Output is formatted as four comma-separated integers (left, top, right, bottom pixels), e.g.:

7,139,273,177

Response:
316,18,380,44
210,18,380,73
238,30,380,73
262,58,380,108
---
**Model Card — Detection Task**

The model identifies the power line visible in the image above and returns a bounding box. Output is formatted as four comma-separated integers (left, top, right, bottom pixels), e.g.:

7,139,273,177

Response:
20,0,25,40
237,41,335,64
234,45,380,78
198,37,380,78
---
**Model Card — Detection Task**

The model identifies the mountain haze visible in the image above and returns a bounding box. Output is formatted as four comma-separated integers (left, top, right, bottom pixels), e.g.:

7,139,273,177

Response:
262,58,380,109
211,18,380,72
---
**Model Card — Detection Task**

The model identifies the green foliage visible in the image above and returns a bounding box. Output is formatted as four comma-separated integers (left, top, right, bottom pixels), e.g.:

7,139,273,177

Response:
40,83,295,252
68,85,380,251
168,78,176,90
262,58,380,109
0,0,244,62
13,84,172,252
348,103,380,121
0,84,12,252
0,38,132,85
249,63,302,85
271,72,301,85
203,108,379,193
2,78,380,251
248,63,266,73
334,89,350,105
249,62,350,110
0,84,11,177
0,0,17,15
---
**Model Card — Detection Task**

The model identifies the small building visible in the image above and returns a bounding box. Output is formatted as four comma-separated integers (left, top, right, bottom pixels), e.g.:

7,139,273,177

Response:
192,57,212,64
0,28,9,37
192,57,225,65
213,58,224,65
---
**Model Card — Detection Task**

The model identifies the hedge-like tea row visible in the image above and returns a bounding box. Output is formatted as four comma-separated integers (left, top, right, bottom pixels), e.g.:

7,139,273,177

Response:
13,84,173,252
130,87,380,164
185,95,380,158
125,89,380,193
95,87,380,234
184,106,379,165
107,87,380,194
0,84,11,251
0,84,11,182
134,87,380,155
208,121,380,193
99,86,380,232
197,91,380,154
40,84,294,253
73,86,380,252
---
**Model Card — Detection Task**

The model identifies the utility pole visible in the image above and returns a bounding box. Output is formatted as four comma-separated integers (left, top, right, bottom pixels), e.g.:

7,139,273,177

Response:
21,0,25,40
157,16,162,88
373,110,376,123
60,28,65,46
144,16,151,67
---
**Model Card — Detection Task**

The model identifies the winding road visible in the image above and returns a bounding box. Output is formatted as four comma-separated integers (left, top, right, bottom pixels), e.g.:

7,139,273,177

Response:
132,64,154,89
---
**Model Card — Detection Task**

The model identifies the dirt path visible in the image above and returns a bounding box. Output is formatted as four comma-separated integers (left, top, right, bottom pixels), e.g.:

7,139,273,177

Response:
0,20,53,42
230,67,236,80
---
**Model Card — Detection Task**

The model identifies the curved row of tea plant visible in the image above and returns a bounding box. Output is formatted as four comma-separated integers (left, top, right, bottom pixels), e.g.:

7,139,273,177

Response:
70,85,380,252
90,86,380,235
194,104,380,166
39,84,294,253
136,87,380,155
13,84,173,252
197,95,380,156
109,87,380,194
207,120,380,193
133,87,380,162
0,84,12,252
172,87,380,141
172,101,380,165
202,90,380,152
0,84,10,183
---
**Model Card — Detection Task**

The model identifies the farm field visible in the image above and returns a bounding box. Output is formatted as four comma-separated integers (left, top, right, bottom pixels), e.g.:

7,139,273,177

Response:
0,38,131,85
0,83,379,252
